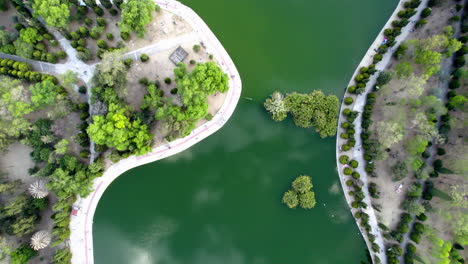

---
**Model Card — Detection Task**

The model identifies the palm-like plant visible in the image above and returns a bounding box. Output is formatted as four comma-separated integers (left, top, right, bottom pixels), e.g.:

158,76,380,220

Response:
30,230,51,250
264,91,288,122
28,180,49,199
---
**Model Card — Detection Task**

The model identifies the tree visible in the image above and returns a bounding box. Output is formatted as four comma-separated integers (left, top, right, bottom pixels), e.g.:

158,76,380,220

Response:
0,180,20,194
292,175,312,194
283,91,339,137
119,0,156,37
299,191,316,209
376,71,393,86
19,28,43,44
11,215,37,236
392,161,408,181
376,121,405,148
395,62,413,79
402,199,425,215
13,39,34,59
32,0,70,28
30,231,51,250
264,92,288,122
448,95,467,109
94,51,127,91
28,180,49,199
156,62,230,140
29,80,62,108
87,104,153,155
282,190,298,209
53,248,72,263
189,62,229,94
58,71,78,90
3,195,28,216
0,30,13,46
9,244,37,264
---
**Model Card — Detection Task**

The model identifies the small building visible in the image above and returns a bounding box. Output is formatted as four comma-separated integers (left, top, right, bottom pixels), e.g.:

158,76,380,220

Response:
169,46,188,65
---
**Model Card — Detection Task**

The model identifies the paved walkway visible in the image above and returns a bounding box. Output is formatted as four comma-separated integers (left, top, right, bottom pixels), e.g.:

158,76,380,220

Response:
68,1,242,263
335,0,428,263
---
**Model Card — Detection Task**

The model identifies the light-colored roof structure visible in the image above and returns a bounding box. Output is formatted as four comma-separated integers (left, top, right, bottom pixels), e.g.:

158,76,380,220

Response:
169,46,188,65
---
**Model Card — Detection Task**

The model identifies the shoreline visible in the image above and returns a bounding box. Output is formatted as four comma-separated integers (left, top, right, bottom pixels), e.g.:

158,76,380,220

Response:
334,0,428,263
69,1,242,263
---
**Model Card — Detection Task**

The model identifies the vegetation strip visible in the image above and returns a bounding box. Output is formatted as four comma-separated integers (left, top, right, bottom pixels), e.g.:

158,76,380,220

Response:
335,0,429,263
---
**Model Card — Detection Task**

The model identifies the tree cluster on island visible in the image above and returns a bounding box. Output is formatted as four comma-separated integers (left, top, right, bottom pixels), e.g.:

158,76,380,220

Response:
282,175,316,210
263,90,339,138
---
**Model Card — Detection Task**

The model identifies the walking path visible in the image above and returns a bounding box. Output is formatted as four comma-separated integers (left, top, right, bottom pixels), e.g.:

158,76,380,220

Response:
335,0,428,263
68,1,242,263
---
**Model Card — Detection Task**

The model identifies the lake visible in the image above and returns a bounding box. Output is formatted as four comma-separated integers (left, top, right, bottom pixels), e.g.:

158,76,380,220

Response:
93,0,398,263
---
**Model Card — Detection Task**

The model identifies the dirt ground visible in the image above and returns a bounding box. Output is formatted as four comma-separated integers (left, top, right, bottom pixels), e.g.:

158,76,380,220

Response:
67,6,192,64
367,0,466,258
0,7,19,32
367,0,459,227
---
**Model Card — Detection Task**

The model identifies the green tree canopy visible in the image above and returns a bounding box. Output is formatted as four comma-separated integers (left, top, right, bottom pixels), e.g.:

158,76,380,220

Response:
299,191,316,209
282,190,298,209
32,0,70,28
282,91,339,138
29,80,62,108
264,92,288,122
87,104,153,155
292,175,313,194
119,0,156,37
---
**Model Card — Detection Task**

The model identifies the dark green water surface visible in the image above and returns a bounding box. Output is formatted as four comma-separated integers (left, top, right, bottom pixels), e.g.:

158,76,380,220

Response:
94,0,398,263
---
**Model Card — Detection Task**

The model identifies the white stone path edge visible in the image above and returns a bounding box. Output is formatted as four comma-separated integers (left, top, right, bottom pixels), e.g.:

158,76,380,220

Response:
69,1,242,263
335,0,428,263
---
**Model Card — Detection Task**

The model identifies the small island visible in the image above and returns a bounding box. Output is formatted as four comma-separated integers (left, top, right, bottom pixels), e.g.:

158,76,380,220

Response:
282,175,316,209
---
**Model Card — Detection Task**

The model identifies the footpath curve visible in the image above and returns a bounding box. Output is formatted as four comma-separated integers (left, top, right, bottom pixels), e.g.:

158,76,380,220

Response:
335,0,428,263
69,0,242,263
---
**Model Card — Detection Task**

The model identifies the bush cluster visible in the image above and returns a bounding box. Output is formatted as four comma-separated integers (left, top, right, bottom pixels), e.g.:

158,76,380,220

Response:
0,58,57,83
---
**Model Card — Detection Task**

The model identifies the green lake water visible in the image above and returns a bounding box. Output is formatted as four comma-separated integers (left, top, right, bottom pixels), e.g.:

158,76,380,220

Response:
94,0,398,263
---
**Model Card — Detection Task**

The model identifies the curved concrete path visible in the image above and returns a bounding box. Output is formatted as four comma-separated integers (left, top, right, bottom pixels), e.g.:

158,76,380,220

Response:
335,0,428,263
68,1,242,263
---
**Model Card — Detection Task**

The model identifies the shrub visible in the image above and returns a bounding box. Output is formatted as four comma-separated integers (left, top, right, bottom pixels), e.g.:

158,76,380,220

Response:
190,59,195,65
97,17,107,27
349,160,358,168
341,144,350,151
344,97,354,105
46,53,57,63
123,58,133,68
352,172,360,179
209,54,214,60
449,79,460,89
80,150,90,158
346,180,353,186
449,16,460,23
106,33,114,40
170,88,178,94
139,77,149,86
93,6,104,16
97,39,108,49
10,244,37,264
164,77,171,84
78,86,87,94
343,167,353,175
373,54,383,63
339,155,349,164
109,9,118,16
77,39,86,47
140,53,149,62
193,44,201,52
421,8,432,18
121,31,130,41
